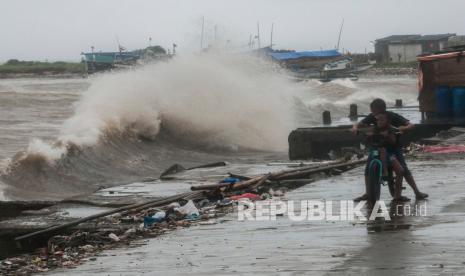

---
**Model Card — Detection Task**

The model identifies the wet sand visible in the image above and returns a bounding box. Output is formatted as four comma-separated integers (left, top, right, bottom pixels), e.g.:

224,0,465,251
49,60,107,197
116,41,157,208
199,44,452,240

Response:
48,159,465,275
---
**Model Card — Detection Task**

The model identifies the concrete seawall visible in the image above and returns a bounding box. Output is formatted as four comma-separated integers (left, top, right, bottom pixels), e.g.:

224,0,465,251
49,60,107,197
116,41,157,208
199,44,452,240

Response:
288,124,454,160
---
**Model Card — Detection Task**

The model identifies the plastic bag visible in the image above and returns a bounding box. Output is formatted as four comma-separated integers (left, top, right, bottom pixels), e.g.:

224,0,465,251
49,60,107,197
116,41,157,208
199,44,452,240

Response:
175,200,200,216
143,211,166,227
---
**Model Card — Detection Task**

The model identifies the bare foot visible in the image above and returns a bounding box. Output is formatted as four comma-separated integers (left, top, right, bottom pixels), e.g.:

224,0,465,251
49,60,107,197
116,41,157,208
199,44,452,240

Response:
393,195,411,202
354,194,368,202
415,192,429,200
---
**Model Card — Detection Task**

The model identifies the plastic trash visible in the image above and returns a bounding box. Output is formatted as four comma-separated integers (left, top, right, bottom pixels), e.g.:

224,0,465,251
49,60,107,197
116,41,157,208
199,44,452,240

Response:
175,200,200,217
218,198,233,206
167,202,181,209
220,177,241,184
230,193,261,201
143,211,166,227
153,211,166,219
423,145,465,154
186,213,199,220
108,233,120,242
197,199,210,208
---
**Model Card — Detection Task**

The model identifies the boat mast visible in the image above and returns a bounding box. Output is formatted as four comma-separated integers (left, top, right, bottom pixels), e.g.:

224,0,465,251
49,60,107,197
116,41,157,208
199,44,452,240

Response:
200,16,205,50
336,18,344,51
270,23,274,48
257,21,261,49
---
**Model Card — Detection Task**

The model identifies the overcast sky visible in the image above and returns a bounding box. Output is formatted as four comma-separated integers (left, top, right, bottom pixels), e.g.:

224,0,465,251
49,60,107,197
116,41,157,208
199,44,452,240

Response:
1,0,464,61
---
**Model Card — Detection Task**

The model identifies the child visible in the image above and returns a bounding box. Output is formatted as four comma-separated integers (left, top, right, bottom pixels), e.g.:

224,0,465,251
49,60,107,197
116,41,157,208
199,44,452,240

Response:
353,98,428,201
367,112,406,201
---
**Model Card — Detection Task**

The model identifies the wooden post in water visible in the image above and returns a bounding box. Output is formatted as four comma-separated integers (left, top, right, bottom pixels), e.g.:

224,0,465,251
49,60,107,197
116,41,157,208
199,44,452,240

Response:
322,111,332,125
395,99,403,108
349,104,358,121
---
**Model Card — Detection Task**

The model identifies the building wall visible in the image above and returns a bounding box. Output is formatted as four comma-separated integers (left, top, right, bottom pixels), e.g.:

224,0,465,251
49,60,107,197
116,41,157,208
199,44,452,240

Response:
422,40,448,53
388,44,422,63
374,43,389,63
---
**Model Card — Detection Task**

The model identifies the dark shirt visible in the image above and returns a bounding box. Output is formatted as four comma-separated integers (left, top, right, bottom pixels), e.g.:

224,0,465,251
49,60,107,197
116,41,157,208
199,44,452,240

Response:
360,111,410,128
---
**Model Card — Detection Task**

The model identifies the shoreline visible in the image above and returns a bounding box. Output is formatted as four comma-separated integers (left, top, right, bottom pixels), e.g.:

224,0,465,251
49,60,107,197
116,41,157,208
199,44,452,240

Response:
360,66,418,77
0,65,419,80
0,72,86,80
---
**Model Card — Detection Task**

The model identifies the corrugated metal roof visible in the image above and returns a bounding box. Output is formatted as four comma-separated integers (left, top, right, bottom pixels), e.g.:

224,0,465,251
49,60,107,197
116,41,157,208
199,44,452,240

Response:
376,35,421,42
376,34,455,43
416,33,456,41
268,49,342,60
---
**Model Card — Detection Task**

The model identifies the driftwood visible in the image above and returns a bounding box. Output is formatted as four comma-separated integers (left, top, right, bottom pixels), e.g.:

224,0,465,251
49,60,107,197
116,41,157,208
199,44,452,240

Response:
268,158,347,179
271,159,366,180
121,191,205,215
190,175,264,191
191,159,366,192
231,175,269,190
14,158,367,243
227,173,251,180
188,161,227,170
15,191,204,242
160,161,227,179
160,164,186,179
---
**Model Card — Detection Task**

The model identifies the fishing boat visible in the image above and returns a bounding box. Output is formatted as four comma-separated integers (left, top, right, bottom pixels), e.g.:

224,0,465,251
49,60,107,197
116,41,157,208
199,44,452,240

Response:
81,46,172,74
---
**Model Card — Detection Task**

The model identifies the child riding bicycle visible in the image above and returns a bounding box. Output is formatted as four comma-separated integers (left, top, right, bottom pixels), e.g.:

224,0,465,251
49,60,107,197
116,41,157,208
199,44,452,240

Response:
352,98,428,201
365,112,406,201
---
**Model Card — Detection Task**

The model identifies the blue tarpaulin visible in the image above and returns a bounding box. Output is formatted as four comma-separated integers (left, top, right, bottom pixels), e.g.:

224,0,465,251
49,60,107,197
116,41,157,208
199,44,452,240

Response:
268,49,342,61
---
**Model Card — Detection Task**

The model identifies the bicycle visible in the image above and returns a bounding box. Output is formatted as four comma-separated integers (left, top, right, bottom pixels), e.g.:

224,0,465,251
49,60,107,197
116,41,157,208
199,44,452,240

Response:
356,129,400,203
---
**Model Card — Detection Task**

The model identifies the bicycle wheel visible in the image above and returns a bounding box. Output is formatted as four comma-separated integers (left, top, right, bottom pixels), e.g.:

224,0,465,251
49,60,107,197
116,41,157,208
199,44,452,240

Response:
368,159,382,203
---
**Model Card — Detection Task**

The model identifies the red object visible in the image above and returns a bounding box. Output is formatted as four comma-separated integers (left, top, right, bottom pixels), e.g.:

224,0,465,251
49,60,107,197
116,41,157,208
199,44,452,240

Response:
418,51,465,62
230,193,261,201
423,145,465,154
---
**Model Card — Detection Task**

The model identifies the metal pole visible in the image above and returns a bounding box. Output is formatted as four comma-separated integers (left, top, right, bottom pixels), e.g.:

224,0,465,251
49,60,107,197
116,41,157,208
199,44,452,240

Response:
270,23,274,47
257,21,261,49
200,16,205,50
336,18,344,50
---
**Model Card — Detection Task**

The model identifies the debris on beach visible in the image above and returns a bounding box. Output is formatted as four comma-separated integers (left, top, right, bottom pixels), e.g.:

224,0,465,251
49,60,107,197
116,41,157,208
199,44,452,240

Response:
1,157,365,275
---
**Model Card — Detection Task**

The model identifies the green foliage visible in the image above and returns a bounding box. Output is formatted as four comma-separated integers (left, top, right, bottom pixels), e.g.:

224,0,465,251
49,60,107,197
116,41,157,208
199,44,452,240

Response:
0,60,86,74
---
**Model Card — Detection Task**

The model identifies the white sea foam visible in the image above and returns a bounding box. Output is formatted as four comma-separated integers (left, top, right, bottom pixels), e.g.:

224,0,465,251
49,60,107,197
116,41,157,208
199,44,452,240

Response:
26,138,67,161
57,53,298,151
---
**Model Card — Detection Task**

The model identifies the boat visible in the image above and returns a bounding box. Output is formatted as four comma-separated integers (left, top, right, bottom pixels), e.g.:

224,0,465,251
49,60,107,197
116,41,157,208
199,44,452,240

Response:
81,46,172,74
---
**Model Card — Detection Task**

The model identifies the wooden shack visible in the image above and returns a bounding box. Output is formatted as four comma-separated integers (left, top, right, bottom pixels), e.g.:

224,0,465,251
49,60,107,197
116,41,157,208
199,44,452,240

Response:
418,50,465,120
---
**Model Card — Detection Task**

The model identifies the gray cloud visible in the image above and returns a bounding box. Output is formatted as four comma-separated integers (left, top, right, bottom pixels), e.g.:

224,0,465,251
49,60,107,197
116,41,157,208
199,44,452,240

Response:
1,0,464,61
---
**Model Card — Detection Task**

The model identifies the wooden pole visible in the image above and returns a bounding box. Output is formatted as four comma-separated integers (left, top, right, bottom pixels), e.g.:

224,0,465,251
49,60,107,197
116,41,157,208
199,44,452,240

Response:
271,159,366,181
191,176,263,191
190,159,363,191
349,104,358,120
257,21,261,49
322,111,332,125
